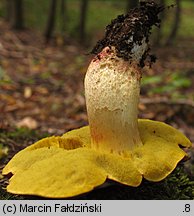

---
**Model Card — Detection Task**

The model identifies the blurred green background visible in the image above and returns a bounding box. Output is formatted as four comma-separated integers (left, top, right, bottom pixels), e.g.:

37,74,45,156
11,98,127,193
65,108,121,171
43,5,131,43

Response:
0,0,194,45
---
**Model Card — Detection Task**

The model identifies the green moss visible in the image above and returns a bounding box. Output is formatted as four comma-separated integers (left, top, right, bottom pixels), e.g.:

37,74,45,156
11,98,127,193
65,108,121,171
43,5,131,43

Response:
0,187,23,200
0,127,49,145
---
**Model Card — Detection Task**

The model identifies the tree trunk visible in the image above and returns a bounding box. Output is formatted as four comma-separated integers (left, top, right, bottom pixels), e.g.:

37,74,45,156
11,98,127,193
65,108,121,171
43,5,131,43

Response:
60,0,67,33
79,0,89,43
12,0,24,29
44,0,57,43
165,0,181,45
5,0,13,22
126,0,139,12
154,0,166,46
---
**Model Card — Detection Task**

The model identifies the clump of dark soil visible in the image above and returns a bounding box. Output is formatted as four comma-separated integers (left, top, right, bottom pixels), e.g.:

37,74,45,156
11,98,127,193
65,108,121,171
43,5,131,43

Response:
92,1,164,66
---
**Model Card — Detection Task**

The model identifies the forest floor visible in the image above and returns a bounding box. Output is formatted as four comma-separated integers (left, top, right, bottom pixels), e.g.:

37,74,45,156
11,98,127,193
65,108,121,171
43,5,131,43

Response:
0,20,194,199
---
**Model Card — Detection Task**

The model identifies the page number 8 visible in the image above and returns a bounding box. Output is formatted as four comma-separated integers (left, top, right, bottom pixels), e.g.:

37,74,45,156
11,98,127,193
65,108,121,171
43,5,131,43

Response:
184,204,190,213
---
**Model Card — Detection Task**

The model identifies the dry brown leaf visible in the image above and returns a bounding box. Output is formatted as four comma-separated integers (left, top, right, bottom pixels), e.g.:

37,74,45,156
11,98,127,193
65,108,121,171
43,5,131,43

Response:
16,117,38,129
24,86,32,98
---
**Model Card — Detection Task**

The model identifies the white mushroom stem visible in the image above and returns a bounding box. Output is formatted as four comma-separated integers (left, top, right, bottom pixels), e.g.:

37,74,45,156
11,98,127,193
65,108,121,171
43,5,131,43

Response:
85,46,144,156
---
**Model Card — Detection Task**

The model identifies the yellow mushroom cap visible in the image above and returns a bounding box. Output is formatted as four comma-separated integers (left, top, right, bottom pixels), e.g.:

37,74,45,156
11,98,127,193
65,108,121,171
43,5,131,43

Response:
2,120,191,198
2,2,191,199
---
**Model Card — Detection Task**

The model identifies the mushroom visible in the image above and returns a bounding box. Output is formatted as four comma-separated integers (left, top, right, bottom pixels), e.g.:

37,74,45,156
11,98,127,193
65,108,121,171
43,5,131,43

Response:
2,1,191,198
